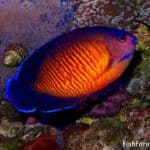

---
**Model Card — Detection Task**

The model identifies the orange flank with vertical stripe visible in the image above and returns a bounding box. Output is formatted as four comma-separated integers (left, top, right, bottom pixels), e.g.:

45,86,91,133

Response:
34,36,111,98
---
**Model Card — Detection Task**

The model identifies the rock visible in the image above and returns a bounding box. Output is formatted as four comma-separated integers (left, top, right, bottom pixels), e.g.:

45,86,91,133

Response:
3,44,28,67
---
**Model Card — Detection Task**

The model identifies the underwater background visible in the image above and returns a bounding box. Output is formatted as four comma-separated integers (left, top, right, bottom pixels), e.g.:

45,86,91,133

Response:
0,0,149,150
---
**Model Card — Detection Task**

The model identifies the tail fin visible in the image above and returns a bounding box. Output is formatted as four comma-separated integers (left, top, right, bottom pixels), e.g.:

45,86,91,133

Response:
6,77,77,114
6,77,37,113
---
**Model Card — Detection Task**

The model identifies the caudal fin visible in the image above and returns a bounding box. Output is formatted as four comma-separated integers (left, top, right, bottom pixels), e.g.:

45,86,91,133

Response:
6,77,37,113
6,77,78,114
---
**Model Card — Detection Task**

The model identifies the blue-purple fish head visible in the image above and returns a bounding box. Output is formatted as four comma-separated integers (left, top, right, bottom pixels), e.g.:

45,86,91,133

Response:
102,27,137,63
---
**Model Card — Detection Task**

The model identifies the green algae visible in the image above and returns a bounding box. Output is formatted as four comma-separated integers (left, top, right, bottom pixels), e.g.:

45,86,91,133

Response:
96,116,127,145
119,110,128,122
0,102,21,122
127,98,150,109
126,24,150,99
137,23,149,34
104,129,123,145
76,117,98,125
136,24,150,63
0,138,21,150
144,117,150,123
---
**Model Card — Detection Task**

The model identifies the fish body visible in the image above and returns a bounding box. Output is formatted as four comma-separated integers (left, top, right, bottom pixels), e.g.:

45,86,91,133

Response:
6,26,137,114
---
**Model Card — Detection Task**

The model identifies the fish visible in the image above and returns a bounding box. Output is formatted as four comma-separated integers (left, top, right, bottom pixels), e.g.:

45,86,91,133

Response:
6,26,137,114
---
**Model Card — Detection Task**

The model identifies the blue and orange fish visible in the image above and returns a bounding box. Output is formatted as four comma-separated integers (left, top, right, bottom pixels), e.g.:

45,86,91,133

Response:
6,26,137,114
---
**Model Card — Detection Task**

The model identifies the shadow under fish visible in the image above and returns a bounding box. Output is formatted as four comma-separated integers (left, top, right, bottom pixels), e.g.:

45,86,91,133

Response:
5,26,138,127
87,51,142,117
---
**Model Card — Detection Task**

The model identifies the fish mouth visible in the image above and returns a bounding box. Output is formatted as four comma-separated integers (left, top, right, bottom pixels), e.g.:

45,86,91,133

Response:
119,51,134,62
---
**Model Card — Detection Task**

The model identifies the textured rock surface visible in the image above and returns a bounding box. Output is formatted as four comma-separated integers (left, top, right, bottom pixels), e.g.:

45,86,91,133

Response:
70,0,150,30
137,1,150,26
70,0,138,30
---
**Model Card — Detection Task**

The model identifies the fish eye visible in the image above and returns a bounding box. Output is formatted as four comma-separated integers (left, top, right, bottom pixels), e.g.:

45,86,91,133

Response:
119,35,126,43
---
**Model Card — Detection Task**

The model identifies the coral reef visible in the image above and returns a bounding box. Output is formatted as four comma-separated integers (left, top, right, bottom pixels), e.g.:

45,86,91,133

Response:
89,89,129,117
0,101,63,149
64,98,150,149
70,0,138,30
0,100,21,121
70,0,150,30
0,0,149,150
126,24,150,100
127,107,150,141
136,1,150,26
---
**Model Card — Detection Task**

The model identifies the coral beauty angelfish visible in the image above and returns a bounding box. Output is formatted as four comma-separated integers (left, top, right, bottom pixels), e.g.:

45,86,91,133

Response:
6,26,137,114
